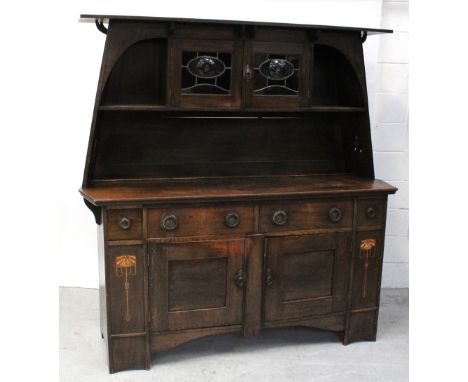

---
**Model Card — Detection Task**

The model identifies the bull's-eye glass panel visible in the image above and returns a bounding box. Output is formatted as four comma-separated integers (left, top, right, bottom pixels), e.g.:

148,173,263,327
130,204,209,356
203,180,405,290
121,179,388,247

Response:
181,51,232,95
253,53,300,96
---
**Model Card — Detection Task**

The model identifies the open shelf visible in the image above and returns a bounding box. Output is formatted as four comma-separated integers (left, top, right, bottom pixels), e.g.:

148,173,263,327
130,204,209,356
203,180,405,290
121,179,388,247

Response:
100,39,168,106
91,113,347,181
312,44,365,108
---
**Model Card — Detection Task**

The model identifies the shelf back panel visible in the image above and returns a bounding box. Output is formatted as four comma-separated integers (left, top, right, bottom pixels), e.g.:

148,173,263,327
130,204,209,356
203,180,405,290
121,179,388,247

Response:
91,113,346,181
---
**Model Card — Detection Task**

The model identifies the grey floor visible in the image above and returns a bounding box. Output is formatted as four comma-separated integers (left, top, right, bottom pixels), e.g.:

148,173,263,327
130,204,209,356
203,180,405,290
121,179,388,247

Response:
60,287,408,382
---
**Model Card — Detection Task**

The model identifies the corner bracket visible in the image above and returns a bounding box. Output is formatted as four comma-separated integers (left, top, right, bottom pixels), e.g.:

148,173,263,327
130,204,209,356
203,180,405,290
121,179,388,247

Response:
95,18,108,35
83,198,102,225
360,30,367,43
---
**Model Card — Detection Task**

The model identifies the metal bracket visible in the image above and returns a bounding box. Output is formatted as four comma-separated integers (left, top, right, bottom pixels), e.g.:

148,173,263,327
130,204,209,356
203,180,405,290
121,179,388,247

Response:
95,19,108,35
360,30,367,43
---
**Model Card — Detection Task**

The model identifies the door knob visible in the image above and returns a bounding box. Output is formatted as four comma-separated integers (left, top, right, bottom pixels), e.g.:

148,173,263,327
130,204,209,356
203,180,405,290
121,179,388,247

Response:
366,207,376,218
225,212,240,228
272,210,288,226
244,64,253,81
328,207,343,223
265,268,273,286
235,269,245,288
161,214,178,231
119,217,131,230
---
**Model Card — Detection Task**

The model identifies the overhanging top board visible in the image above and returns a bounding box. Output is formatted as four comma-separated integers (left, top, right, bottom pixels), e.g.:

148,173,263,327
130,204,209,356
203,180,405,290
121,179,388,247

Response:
80,14,392,35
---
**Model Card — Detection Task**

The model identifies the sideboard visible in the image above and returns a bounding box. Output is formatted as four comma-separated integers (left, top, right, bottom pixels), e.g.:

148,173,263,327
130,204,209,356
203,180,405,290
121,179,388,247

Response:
79,14,397,373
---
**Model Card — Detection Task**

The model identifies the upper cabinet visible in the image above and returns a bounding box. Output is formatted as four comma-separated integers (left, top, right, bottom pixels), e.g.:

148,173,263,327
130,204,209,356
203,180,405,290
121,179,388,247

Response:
82,17,392,187
98,22,368,111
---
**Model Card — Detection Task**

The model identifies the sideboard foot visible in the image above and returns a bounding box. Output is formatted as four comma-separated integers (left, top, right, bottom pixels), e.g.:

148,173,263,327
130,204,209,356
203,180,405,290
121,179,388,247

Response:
109,335,149,373
343,310,378,345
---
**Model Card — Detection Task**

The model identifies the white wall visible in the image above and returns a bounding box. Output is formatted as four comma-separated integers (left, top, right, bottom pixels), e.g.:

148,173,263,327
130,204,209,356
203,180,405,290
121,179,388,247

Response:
372,0,409,287
58,0,409,288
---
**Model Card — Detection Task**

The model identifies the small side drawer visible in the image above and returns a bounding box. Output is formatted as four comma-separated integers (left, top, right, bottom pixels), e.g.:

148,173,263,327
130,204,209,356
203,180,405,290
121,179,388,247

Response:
107,209,143,240
355,198,387,228
259,199,353,233
147,205,254,238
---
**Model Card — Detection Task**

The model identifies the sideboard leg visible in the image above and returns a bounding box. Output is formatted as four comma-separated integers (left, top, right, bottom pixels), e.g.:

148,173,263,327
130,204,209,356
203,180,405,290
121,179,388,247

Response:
109,335,148,373
105,242,150,372
344,226,385,345
343,309,378,345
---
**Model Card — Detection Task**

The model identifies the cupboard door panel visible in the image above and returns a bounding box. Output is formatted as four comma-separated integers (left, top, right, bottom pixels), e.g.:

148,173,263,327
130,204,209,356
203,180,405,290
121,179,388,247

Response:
170,39,242,109
149,240,245,331
168,257,228,311
264,233,350,322
282,250,334,301
244,41,309,109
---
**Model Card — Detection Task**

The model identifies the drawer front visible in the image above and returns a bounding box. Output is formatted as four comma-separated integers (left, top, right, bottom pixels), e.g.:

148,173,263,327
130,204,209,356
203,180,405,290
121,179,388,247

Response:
355,198,387,228
107,208,143,240
147,205,254,238
259,199,353,232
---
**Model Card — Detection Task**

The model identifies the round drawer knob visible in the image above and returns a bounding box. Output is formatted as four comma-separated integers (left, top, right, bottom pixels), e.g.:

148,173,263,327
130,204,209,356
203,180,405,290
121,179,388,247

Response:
225,212,240,228
119,217,131,230
328,207,343,223
272,210,288,226
366,207,376,218
161,214,178,231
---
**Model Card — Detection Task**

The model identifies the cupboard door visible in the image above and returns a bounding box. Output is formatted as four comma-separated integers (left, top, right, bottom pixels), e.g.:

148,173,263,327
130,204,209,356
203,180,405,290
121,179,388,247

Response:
264,233,350,322
170,39,242,109
244,41,309,109
149,240,245,331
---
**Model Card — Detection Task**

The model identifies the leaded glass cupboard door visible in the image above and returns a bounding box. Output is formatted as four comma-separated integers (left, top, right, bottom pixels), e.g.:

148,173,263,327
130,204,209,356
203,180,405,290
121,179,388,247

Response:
170,39,243,109
244,42,309,109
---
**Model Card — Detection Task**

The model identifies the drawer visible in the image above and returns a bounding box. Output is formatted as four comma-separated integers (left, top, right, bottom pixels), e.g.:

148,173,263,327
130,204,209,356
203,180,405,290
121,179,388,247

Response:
147,205,254,238
355,198,387,228
106,208,143,240
259,199,353,232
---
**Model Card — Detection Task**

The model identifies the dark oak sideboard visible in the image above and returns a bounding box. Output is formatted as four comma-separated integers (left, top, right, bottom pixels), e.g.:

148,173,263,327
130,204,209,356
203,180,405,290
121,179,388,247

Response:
79,14,397,373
